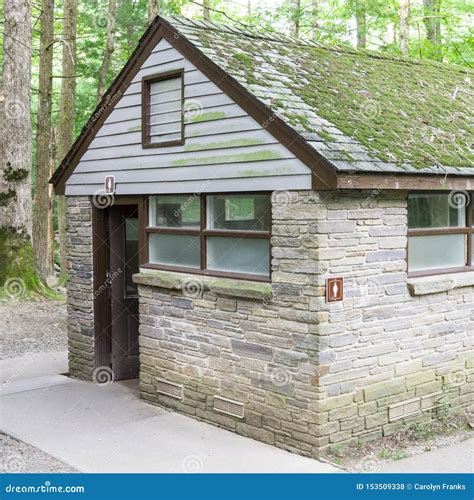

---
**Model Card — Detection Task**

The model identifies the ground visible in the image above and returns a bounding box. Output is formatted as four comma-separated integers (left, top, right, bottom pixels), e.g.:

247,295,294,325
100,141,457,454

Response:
0,299,67,359
0,299,472,473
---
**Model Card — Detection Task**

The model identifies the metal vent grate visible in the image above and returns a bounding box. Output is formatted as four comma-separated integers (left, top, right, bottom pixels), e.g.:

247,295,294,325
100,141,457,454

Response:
156,379,183,400
421,392,444,411
388,398,421,422
214,396,245,419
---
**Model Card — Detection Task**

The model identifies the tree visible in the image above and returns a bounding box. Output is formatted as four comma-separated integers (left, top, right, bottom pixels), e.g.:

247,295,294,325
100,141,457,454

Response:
293,0,301,37
33,0,55,280
0,0,37,296
97,0,118,102
148,0,160,24
57,0,77,282
399,0,410,55
203,0,210,21
350,0,367,49
311,0,318,39
423,0,442,60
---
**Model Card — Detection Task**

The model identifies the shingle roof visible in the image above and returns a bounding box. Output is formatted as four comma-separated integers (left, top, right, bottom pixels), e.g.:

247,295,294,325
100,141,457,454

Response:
168,16,474,175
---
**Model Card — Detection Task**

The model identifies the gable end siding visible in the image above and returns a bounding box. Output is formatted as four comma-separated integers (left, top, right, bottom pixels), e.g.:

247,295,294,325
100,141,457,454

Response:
65,39,312,195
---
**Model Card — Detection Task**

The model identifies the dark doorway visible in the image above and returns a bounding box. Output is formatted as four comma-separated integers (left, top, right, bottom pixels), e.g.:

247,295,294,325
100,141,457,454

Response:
108,204,140,380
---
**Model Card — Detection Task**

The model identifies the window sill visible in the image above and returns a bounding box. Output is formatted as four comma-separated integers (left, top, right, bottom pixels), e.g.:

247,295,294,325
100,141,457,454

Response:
407,271,474,296
132,269,273,301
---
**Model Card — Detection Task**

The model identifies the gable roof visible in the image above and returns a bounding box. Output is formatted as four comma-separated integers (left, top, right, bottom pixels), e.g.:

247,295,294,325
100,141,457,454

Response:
51,15,474,194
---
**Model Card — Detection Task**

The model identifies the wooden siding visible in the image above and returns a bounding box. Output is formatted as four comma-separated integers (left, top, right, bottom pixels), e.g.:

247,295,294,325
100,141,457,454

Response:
65,38,312,195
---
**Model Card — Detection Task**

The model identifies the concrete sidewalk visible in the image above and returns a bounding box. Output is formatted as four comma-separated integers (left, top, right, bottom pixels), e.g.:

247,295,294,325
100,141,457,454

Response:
0,353,337,473
378,439,473,473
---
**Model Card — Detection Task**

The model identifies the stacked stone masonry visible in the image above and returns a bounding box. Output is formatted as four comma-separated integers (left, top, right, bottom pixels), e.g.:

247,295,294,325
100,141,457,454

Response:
66,191,474,458
66,196,95,380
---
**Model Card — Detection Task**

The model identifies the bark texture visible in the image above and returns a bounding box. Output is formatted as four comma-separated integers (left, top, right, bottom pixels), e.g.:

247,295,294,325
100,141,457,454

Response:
399,0,410,56
97,0,118,103
33,0,55,279
148,0,160,24
57,0,77,280
203,0,210,21
0,0,33,234
423,0,442,61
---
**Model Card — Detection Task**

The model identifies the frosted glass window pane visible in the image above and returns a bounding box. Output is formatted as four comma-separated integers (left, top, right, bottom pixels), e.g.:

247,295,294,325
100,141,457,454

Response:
149,195,200,228
408,234,465,272
149,233,200,268
408,193,466,229
207,237,269,275
207,195,270,231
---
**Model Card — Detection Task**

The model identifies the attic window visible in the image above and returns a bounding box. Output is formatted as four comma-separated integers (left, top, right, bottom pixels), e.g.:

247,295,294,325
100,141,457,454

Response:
407,192,473,276
142,69,184,148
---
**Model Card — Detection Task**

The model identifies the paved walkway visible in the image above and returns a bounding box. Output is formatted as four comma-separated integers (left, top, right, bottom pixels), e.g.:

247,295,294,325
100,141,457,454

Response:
378,439,473,473
0,352,337,473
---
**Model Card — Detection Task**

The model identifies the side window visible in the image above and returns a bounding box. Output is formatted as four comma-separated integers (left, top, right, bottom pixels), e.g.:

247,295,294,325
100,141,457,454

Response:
142,70,184,148
407,192,471,274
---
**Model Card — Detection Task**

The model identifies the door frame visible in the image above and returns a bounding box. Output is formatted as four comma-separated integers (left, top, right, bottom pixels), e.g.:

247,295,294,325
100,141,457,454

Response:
92,195,146,371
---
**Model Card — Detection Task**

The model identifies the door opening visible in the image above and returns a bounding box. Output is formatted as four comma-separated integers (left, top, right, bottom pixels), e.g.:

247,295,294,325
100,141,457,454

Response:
108,204,140,380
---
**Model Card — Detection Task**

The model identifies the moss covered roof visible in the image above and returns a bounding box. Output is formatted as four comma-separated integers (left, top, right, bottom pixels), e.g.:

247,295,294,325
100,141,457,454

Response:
168,16,474,174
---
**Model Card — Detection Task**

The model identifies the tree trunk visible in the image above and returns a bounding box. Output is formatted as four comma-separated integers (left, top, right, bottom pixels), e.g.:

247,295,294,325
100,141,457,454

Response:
399,0,410,56
311,0,318,39
423,0,442,61
0,0,39,296
97,0,118,103
57,0,77,282
48,128,56,274
203,0,210,21
148,0,160,24
33,0,55,280
294,0,301,37
355,1,367,49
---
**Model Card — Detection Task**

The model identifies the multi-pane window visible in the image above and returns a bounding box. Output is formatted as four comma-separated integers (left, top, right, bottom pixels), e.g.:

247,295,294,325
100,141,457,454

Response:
145,194,271,280
142,69,184,148
407,192,473,274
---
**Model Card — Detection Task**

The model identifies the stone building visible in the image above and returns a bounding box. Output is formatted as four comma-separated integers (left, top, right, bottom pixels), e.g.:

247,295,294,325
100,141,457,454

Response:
51,16,473,458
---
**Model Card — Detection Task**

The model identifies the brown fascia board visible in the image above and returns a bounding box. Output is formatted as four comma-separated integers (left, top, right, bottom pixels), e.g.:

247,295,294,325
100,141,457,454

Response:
50,16,338,193
337,172,474,191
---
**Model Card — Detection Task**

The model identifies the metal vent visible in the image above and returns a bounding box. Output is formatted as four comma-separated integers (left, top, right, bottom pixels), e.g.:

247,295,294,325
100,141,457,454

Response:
421,392,444,411
388,398,421,422
156,379,183,400
213,396,245,419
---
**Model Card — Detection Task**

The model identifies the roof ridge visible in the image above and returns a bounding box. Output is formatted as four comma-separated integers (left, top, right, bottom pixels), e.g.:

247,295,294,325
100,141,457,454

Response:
165,15,473,75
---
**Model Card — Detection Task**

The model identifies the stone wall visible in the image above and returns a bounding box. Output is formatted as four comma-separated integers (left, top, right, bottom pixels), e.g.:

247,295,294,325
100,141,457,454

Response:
137,191,325,458
136,190,474,457
66,196,95,380
309,190,474,450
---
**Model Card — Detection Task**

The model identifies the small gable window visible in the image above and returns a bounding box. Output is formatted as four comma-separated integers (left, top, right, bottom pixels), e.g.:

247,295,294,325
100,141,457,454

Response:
407,192,473,275
142,69,184,148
